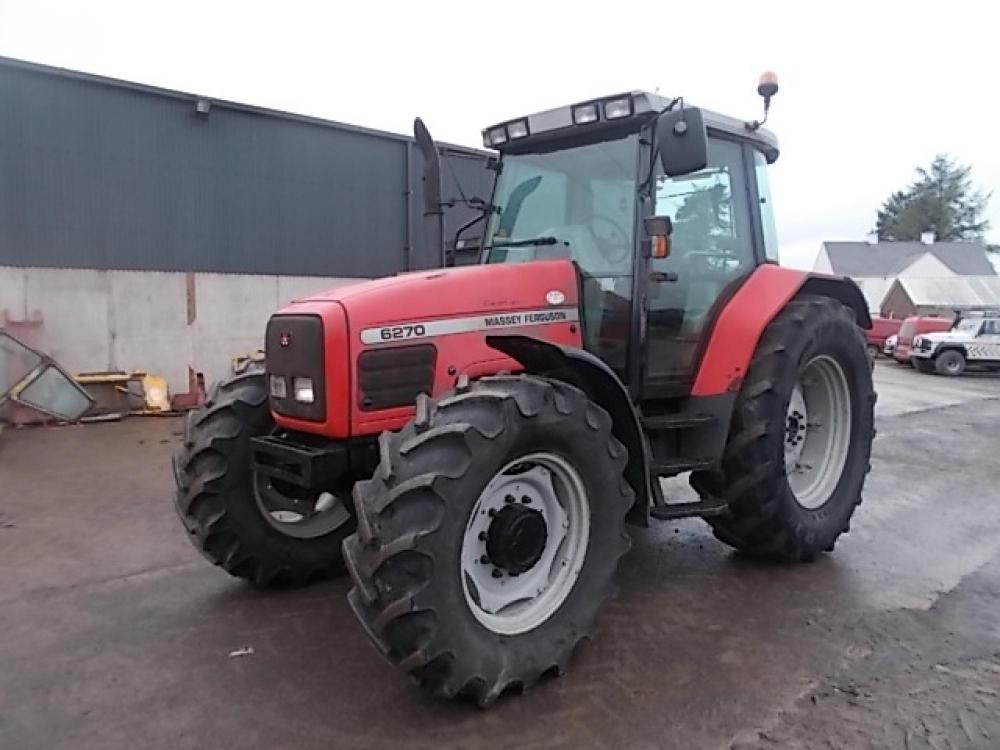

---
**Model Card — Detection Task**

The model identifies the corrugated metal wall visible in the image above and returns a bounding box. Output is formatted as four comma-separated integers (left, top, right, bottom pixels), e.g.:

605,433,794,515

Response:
0,57,490,278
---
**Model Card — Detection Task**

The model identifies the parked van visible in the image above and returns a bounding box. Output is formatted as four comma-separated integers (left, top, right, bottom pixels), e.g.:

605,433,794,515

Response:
893,316,954,364
865,317,902,357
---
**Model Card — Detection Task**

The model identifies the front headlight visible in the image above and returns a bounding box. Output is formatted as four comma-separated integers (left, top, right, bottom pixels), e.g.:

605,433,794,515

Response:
269,374,287,399
572,102,600,124
293,377,315,404
486,126,507,147
603,96,633,120
913,336,923,348
506,119,529,139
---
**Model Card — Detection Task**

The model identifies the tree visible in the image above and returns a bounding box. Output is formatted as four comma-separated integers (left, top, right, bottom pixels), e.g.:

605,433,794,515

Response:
875,155,991,242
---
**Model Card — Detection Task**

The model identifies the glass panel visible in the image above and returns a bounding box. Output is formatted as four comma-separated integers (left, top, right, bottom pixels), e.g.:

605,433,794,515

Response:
0,332,44,395
485,135,637,277
485,135,638,375
754,150,780,263
646,138,754,382
580,276,632,375
16,365,93,420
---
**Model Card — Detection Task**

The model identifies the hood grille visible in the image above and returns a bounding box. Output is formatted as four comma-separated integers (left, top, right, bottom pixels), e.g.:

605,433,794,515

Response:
358,345,436,411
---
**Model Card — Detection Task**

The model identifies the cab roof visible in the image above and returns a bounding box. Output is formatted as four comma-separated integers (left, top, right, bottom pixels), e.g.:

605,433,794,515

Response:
482,90,780,163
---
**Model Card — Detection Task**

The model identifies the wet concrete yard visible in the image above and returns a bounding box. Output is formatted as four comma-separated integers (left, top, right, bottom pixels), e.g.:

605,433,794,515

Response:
2,360,999,749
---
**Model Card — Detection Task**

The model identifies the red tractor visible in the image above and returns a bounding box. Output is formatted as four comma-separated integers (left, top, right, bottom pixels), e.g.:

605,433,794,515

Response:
173,78,875,706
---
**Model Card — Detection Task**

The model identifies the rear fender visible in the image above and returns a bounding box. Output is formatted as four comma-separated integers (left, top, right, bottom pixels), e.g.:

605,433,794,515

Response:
692,266,871,397
486,334,651,527
798,276,872,329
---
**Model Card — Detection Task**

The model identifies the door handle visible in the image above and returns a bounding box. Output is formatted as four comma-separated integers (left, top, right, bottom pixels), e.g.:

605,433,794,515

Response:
650,272,679,283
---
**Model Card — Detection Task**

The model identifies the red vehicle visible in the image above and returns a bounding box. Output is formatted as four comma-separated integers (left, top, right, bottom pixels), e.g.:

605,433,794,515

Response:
172,81,877,705
865,317,902,358
893,315,953,364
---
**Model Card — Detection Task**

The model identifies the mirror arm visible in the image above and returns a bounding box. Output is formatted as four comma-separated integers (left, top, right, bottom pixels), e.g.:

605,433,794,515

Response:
639,97,685,196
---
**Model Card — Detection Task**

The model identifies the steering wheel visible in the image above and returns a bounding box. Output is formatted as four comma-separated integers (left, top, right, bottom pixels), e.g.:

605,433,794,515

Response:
590,214,632,269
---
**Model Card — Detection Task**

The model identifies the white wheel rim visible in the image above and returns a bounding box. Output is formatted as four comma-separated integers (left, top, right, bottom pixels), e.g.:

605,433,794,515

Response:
253,477,352,539
460,452,590,636
785,355,852,510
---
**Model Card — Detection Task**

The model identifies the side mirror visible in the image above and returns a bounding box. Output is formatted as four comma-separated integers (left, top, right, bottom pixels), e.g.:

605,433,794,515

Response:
655,107,708,178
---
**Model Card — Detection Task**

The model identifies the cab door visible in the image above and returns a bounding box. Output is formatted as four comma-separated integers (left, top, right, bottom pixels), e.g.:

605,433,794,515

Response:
642,137,763,395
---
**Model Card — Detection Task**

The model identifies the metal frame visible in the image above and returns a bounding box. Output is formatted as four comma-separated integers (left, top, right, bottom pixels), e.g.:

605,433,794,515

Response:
0,331,94,421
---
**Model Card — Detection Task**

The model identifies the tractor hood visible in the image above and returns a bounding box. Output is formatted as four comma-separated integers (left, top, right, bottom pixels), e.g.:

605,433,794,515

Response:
298,261,580,321
268,260,584,438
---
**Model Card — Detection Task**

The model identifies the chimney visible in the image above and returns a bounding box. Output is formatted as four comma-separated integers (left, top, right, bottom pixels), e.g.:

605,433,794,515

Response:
921,231,935,245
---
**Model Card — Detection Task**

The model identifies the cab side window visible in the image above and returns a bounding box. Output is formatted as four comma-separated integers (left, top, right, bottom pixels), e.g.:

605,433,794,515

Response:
652,138,754,280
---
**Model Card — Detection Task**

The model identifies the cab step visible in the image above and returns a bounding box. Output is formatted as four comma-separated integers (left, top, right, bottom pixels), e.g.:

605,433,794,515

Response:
642,414,717,431
650,499,730,520
650,457,716,475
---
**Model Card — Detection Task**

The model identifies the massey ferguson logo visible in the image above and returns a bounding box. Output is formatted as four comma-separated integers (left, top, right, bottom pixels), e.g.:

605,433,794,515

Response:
279,331,292,348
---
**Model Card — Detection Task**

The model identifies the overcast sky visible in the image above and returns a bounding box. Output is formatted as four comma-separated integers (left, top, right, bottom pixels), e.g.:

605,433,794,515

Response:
1,0,997,269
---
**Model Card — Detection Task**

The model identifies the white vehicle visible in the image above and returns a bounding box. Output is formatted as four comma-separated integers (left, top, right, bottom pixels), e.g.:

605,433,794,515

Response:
911,313,1000,376
883,333,898,356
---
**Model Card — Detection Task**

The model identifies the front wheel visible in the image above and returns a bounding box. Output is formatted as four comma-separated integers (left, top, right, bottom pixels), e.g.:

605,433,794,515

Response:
935,350,966,376
173,370,355,585
691,295,876,562
343,375,632,705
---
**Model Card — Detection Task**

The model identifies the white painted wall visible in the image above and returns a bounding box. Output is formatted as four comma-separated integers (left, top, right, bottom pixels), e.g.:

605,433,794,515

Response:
812,246,833,273
0,266,356,393
852,276,894,314
897,252,954,278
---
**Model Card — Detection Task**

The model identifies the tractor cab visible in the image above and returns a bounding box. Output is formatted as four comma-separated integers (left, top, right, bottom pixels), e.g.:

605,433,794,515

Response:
475,91,781,395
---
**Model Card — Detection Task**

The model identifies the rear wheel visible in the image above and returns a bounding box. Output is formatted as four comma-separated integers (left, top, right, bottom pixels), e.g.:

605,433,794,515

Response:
173,370,354,585
935,349,966,376
343,375,632,705
691,295,875,561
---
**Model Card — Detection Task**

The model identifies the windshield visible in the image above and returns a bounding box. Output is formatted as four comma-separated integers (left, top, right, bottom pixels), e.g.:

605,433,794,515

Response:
484,134,639,375
484,135,638,279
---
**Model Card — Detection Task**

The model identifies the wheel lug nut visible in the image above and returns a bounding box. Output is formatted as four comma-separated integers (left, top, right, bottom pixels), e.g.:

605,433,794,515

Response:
504,494,515,503
521,495,531,504
478,531,488,541
480,555,490,564
488,508,498,517
492,569,503,578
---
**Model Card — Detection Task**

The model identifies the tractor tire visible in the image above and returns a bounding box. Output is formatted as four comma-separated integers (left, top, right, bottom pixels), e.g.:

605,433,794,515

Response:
343,374,632,706
935,350,966,376
173,370,353,585
690,295,875,562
